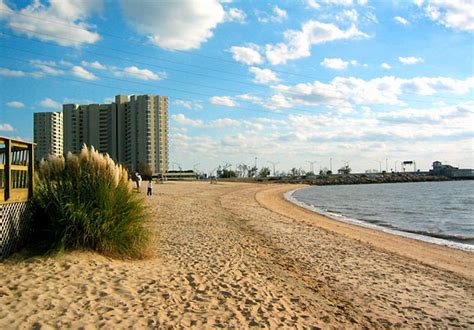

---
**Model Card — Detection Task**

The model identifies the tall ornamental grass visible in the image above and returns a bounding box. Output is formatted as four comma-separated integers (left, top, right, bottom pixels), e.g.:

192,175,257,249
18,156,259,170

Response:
31,145,151,259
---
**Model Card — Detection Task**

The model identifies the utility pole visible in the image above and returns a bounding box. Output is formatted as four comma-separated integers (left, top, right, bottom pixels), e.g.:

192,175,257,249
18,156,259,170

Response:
267,161,279,176
386,158,388,172
330,158,333,173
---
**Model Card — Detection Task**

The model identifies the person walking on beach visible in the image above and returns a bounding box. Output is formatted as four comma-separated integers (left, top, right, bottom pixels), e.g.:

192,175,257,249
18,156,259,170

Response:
147,179,153,196
136,173,142,192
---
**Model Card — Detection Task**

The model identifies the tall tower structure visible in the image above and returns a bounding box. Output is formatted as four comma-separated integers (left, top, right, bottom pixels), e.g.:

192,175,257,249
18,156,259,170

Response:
62,94,168,174
33,111,63,162
122,95,168,174
63,103,115,156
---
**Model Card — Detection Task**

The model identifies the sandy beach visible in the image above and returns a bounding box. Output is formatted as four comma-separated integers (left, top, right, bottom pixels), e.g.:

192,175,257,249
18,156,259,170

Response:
1,181,473,328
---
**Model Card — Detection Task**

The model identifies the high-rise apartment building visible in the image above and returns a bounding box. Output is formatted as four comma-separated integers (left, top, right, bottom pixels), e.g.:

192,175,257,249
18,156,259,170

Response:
63,94,168,174
33,112,63,162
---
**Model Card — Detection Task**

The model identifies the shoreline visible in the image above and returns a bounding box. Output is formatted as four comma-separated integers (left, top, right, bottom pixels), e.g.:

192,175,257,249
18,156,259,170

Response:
1,181,473,327
284,187,474,253
256,184,474,280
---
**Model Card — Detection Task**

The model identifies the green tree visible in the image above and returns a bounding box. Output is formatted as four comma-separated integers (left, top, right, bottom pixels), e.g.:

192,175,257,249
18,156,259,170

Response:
259,166,271,178
338,164,351,175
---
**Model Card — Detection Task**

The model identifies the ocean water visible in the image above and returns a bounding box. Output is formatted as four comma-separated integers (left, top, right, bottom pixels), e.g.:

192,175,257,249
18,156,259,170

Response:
287,181,474,252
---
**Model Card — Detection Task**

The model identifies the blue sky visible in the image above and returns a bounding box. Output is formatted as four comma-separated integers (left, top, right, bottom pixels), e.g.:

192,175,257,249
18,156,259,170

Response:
0,0,473,173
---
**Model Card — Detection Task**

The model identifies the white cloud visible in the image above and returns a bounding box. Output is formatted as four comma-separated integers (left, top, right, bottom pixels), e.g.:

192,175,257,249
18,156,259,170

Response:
0,68,26,77
0,123,14,132
320,58,349,69
229,44,264,65
81,60,107,70
306,0,361,7
39,98,61,109
394,16,410,25
306,0,320,8
209,118,241,128
71,66,97,80
225,8,246,23
1,0,101,47
210,96,238,107
171,114,204,127
271,76,474,109
381,62,392,69
399,56,424,65
30,60,64,75
249,66,280,84
122,66,162,80
6,101,25,108
264,94,293,110
258,6,288,23
172,114,242,129
237,94,264,104
174,100,203,110
336,9,359,23
422,0,474,32
273,6,288,21
265,20,369,65
119,0,225,50
59,60,73,67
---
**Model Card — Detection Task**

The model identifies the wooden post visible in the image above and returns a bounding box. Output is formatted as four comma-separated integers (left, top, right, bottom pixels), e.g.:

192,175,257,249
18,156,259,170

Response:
28,143,34,198
5,138,11,201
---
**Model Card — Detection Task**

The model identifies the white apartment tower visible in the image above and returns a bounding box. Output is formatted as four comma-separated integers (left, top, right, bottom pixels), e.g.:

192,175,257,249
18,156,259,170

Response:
33,112,63,162
63,94,168,174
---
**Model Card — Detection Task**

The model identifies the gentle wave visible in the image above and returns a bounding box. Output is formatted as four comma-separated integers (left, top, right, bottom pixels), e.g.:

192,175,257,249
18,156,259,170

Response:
284,189,474,253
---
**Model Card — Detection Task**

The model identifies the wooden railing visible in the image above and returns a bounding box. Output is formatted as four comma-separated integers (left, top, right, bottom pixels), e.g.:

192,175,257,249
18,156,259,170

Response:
0,137,35,204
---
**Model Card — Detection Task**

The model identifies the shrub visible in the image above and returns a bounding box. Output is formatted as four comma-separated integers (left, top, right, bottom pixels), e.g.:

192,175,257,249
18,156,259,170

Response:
31,145,151,259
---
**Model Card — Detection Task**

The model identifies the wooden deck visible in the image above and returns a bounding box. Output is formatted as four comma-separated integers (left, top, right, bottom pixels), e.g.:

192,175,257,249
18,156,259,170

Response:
0,136,35,259
0,136,34,204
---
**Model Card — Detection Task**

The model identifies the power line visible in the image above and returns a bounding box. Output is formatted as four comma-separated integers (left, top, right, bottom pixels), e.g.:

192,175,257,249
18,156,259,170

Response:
3,30,472,105
3,46,471,122
0,8,355,80
0,64,307,118
1,30,263,89
0,8,241,66
3,9,473,102
0,44,260,96
3,48,469,111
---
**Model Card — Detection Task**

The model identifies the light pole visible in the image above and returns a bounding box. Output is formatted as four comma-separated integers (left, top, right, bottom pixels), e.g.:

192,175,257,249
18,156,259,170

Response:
193,163,200,179
172,162,181,179
306,160,317,174
374,160,382,173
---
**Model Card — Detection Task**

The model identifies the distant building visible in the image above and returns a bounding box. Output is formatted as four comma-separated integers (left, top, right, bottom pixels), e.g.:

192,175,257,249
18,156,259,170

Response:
62,94,169,174
430,161,474,178
33,111,63,162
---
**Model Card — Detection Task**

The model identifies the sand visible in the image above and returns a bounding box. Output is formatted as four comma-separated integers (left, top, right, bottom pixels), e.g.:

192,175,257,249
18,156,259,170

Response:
0,181,473,328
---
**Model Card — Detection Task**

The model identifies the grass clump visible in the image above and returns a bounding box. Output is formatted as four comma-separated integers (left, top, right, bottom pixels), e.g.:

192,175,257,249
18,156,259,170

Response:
31,145,151,259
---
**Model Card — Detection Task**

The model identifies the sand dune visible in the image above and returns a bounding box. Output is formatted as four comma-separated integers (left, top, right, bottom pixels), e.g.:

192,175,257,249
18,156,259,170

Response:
1,182,473,328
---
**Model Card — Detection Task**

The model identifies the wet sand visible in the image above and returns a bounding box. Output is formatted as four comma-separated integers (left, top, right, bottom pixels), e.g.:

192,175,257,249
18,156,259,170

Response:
1,181,473,328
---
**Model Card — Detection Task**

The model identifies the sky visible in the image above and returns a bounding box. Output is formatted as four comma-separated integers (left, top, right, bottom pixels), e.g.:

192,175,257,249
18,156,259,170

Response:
0,0,473,174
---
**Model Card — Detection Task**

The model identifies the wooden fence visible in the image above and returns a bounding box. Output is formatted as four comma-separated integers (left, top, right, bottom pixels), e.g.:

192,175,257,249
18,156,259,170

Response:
0,136,35,259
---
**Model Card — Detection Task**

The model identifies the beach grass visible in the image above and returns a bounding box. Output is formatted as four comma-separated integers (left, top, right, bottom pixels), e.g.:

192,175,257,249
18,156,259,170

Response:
30,145,151,259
